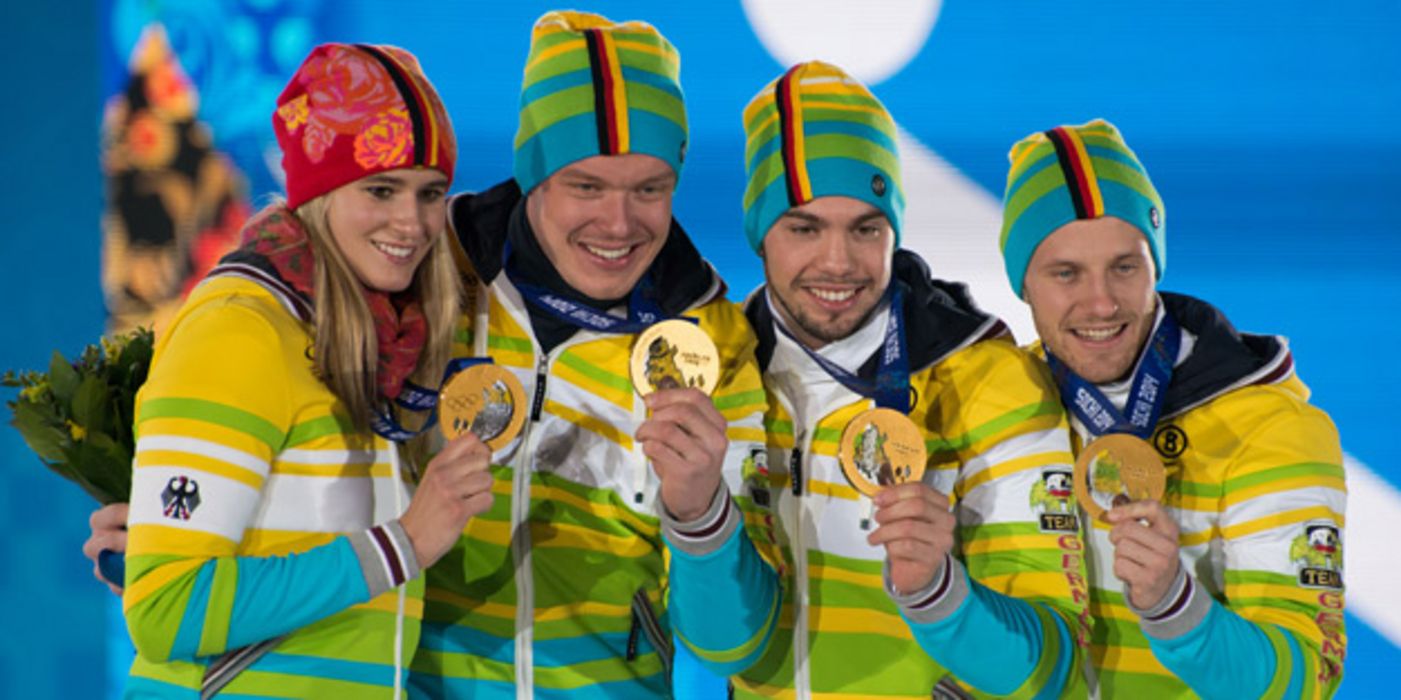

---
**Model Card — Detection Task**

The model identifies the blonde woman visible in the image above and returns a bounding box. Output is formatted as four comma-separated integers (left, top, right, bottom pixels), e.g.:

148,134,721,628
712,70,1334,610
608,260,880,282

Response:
110,43,492,698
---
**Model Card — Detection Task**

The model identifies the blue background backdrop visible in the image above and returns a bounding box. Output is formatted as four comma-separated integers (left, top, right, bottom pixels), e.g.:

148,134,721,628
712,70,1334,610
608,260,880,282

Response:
2,1,1396,696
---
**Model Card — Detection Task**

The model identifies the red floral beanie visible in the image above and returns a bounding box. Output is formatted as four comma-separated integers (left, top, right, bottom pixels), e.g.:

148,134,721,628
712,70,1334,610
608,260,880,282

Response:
274,43,456,210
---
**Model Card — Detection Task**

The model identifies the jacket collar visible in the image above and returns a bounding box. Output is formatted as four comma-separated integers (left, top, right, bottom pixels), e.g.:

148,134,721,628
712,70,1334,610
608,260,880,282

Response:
1157,292,1294,418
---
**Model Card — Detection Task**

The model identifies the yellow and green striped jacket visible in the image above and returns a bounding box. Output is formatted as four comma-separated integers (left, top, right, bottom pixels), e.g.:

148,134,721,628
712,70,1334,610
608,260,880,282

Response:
411,187,774,699
735,256,1088,700
1054,293,1346,699
124,273,423,699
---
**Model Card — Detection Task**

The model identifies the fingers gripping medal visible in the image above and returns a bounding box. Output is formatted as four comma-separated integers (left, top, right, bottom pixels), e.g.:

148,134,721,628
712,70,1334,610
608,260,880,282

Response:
439,364,527,450
839,408,927,529
1074,433,1167,523
630,319,720,397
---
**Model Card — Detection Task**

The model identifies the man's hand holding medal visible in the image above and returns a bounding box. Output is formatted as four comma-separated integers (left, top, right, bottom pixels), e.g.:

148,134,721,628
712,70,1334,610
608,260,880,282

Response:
837,407,947,594
630,319,727,521
1106,499,1181,610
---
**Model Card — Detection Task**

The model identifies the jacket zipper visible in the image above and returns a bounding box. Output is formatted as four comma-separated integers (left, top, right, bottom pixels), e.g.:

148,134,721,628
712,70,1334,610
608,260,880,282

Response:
790,447,803,496
529,355,548,422
791,429,813,699
512,353,550,699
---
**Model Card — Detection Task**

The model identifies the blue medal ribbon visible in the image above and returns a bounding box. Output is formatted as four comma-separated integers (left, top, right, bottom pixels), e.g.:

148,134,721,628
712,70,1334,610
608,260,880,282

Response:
1045,308,1181,440
772,285,913,413
371,356,485,442
502,241,675,334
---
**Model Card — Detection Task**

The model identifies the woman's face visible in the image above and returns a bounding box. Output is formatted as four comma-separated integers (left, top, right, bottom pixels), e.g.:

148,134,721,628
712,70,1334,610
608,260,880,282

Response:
324,167,450,293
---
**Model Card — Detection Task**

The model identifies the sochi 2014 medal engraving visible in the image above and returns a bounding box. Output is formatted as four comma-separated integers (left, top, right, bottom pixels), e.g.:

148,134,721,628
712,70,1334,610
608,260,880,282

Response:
1073,432,1167,522
839,408,927,498
630,319,720,396
439,363,527,449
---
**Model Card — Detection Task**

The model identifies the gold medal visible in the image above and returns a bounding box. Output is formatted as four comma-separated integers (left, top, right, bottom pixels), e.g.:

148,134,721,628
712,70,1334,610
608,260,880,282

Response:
838,408,927,498
630,319,720,397
1073,433,1166,522
438,363,527,449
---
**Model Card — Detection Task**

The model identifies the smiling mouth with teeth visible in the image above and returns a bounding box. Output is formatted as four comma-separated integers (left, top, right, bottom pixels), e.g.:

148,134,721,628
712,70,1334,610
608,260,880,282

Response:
583,243,634,261
809,288,857,302
1073,325,1126,341
373,241,415,260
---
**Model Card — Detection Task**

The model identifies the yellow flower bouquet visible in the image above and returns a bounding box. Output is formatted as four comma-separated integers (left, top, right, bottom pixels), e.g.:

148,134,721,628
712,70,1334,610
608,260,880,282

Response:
3,328,153,504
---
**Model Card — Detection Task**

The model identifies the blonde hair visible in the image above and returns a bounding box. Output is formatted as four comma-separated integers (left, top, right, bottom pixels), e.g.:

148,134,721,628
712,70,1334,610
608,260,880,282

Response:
293,193,462,444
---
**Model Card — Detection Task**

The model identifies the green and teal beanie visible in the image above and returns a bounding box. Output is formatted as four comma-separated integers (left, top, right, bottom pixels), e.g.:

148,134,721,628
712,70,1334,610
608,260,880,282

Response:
513,11,688,194
742,61,903,253
999,119,1165,297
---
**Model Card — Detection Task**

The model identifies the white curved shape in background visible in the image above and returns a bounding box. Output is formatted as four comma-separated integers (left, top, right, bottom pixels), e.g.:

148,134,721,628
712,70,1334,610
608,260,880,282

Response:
741,0,941,85
1342,454,1401,647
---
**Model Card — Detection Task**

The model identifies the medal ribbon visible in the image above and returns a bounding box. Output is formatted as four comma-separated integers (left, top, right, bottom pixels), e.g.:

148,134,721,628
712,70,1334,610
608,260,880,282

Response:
372,357,485,442
503,241,680,334
773,285,912,413
1045,307,1181,440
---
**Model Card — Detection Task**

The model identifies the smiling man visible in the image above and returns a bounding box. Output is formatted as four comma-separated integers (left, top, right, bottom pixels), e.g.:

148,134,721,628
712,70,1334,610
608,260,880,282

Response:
523,154,675,299
408,11,780,699
1000,119,1347,698
717,61,1088,699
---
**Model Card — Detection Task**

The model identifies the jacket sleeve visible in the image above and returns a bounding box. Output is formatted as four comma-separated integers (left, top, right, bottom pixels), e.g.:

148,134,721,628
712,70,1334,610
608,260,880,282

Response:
122,296,418,663
895,340,1087,699
663,303,781,676
1138,392,1346,700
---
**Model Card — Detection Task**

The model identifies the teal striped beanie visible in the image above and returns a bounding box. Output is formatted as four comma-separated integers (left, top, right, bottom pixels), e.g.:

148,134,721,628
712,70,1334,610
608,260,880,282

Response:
1000,119,1165,297
513,11,688,194
742,61,903,253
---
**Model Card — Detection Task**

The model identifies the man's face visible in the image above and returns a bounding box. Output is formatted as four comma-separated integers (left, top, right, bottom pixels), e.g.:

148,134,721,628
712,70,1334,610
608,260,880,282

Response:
1022,216,1158,384
525,153,676,300
762,196,895,349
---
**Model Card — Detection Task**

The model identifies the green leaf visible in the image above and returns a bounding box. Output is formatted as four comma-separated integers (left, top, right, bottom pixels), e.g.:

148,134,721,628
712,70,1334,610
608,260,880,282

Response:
10,401,69,462
116,330,154,382
85,432,133,503
109,392,133,451
45,443,112,504
71,376,112,437
65,439,126,505
39,459,92,498
47,350,79,405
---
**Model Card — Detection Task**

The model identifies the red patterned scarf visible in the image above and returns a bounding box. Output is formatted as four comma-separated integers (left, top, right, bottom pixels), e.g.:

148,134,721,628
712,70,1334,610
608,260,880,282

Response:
234,205,427,401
